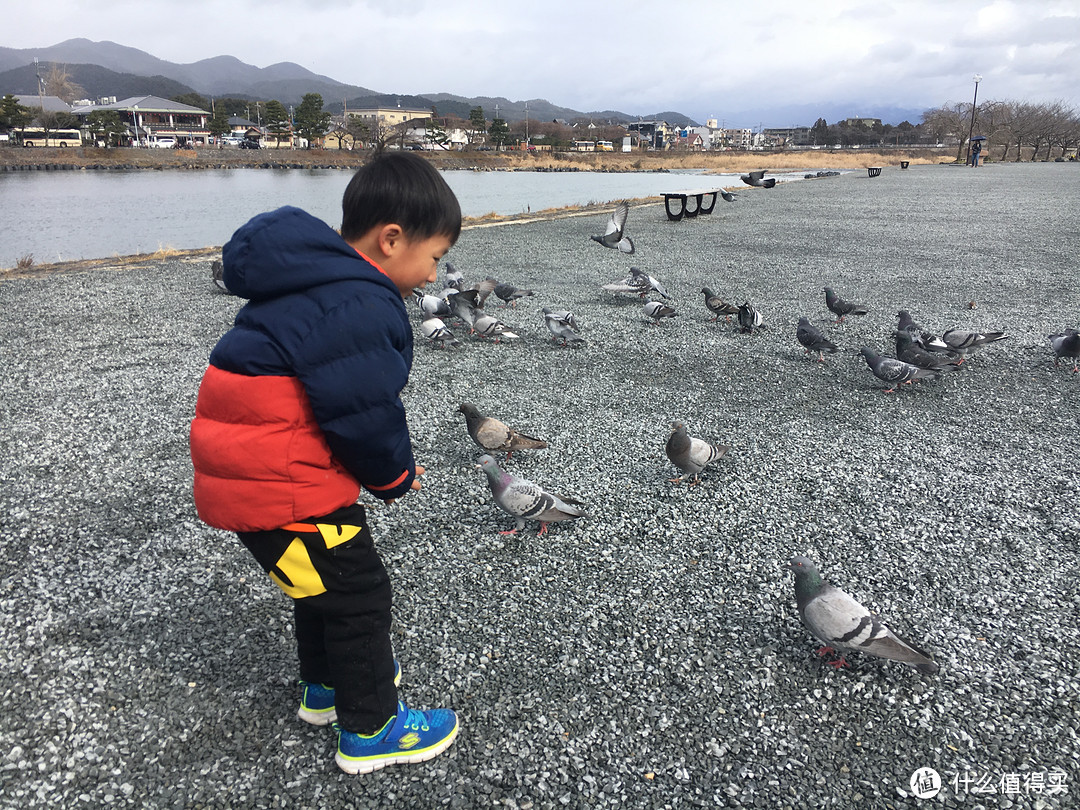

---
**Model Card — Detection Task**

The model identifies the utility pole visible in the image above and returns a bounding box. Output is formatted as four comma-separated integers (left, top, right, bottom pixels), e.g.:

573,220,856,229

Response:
965,73,982,165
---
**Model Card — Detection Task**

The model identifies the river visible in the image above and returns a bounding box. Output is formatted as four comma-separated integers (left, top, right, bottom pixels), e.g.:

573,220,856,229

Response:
0,167,819,265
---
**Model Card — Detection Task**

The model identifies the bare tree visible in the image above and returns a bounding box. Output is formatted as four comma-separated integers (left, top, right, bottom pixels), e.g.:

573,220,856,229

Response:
921,103,970,161
43,64,84,103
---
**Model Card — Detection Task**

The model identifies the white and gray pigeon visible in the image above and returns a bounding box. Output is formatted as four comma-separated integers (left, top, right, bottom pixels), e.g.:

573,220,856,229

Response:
895,330,962,373
665,421,728,484
643,300,677,324
444,263,464,290
459,403,547,459
413,288,451,317
897,310,952,354
701,288,739,322
1049,328,1080,371
737,302,763,333
719,189,737,202
420,316,461,349
940,327,1008,360
796,317,839,361
472,313,519,341
590,200,635,254
860,347,940,393
543,308,584,345
740,170,777,188
476,454,588,535
789,556,940,675
824,287,868,322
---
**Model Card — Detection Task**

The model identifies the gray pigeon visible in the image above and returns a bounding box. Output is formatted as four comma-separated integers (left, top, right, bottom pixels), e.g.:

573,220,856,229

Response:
894,330,962,373
643,300,677,324
420,316,461,349
665,421,728,484
789,556,940,675
414,288,451,317
476,454,588,535
210,259,233,294
701,288,739,322
824,287,868,322
447,289,482,330
940,328,1008,360
719,189,737,202
897,310,952,354
444,263,464,290
737,302,763,333
459,403,546,459
590,201,635,254
796,317,838,361
542,308,584,345
494,283,535,307
1049,329,1080,371
602,266,669,299
860,347,939,393
472,313,519,341
740,170,776,188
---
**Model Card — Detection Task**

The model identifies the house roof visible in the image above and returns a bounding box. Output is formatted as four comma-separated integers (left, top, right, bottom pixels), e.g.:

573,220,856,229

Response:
72,95,210,115
14,94,72,113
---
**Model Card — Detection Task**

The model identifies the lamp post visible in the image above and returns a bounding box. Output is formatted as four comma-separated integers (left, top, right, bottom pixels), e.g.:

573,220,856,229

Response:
965,73,982,165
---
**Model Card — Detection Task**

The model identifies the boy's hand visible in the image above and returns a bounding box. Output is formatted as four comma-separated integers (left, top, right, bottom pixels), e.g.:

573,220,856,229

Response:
385,465,424,505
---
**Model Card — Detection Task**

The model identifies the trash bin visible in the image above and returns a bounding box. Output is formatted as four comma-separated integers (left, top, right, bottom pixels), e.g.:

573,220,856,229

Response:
867,167,882,177
900,161,910,169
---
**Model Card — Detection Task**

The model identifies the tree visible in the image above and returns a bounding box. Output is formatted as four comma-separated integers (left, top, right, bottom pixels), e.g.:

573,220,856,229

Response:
37,110,80,141
207,107,231,142
487,117,510,150
171,93,211,111
85,110,127,147
810,118,829,146
468,106,487,147
293,93,331,148
0,94,32,133
426,107,450,150
345,114,371,149
264,100,291,147
922,103,970,161
42,63,84,103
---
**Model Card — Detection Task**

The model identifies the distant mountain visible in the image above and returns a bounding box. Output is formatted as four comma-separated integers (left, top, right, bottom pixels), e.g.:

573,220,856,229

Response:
0,62,197,101
723,101,928,129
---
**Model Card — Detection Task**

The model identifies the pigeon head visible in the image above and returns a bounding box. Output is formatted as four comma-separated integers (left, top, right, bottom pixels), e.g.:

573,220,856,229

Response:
789,556,825,601
859,347,878,362
476,454,510,490
458,402,480,418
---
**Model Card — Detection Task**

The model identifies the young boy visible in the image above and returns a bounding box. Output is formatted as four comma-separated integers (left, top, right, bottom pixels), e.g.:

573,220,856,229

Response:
189,152,461,774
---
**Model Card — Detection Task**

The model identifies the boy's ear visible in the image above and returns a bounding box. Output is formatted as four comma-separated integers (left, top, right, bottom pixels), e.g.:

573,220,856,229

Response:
376,223,405,258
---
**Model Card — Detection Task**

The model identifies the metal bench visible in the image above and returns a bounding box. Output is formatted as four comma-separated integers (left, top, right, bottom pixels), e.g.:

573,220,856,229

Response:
867,167,882,177
662,190,723,222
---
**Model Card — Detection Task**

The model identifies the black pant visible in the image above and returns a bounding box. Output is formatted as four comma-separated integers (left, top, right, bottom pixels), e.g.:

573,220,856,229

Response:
237,503,398,733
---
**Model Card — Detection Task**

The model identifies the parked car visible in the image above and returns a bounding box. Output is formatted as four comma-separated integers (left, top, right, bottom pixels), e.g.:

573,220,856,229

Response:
239,139,261,150
223,137,244,146
149,137,177,149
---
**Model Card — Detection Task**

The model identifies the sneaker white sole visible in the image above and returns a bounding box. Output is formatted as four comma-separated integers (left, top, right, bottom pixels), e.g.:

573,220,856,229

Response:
297,664,402,727
334,721,459,775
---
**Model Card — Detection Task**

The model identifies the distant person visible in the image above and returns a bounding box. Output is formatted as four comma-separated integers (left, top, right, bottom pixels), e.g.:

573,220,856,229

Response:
970,139,982,167
190,152,461,774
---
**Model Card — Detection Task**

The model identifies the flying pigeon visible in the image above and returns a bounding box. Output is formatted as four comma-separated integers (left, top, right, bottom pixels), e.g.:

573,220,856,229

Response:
210,259,232,294
472,313,519,341
476,454,588,535
1049,329,1080,371
897,311,952,354
824,287,868,322
459,403,547,459
494,283,535,307
643,300,677,324
543,308,584,345
420,316,461,349
940,328,1008,360
737,302,763,334
591,200,635,254
665,421,728,484
796,317,839,361
894,330,962,373
414,288,451,317
789,556,940,675
719,189,737,202
447,289,482,330
701,288,739,322
740,170,776,188
860,347,940,393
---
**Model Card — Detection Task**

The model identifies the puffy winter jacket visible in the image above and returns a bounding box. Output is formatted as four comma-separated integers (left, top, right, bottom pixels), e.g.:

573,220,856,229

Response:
190,206,416,532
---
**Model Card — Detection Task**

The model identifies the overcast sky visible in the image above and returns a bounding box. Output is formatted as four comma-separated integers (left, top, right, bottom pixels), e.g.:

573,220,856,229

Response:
12,0,1080,125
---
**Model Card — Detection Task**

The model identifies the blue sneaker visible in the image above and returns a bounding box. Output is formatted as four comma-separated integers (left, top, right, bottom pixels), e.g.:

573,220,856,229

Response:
334,700,459,774
297,661,402,726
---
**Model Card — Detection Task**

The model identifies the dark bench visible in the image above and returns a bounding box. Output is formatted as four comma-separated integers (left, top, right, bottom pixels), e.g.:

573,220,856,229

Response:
662,189,724,222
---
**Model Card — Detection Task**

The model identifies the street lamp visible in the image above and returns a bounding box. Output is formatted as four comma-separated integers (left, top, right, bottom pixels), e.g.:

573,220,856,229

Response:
965,73,982,164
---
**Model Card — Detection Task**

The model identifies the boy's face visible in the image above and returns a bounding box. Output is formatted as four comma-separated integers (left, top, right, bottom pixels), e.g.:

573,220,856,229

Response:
380,232,453,298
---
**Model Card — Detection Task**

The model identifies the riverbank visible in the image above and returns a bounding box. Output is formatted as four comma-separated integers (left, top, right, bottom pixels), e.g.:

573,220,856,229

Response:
0,144,949,174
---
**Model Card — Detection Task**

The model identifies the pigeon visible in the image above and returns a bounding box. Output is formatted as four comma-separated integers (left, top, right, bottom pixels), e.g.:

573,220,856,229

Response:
590,200,635,254
419,316,461,349
413,288,451,317
210,259,232,294
665,421,728,484
940,328,1008,360
444,263,464,290
701,288,739,322
737,302,763,334
894,330,962,373
897,311,952,354
602,266,669,299
824,287,868,322
476,454,588,535
789,556,940,675
494,283,535,307
543,308,585,345
458,403,547,459
643,300,677,324
796,317,838,361
719,189,737,202
740,170,776,188
466,276,499,307
1049,329,1080,371
860,347,940,393
447,289,482,330
472,313,519,341
542,307,579,331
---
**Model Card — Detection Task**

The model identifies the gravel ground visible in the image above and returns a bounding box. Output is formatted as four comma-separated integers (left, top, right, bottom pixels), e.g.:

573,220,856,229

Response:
1,162,1079,810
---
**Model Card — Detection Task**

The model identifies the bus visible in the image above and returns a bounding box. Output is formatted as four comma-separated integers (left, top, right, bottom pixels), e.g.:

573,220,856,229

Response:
16,128,84,147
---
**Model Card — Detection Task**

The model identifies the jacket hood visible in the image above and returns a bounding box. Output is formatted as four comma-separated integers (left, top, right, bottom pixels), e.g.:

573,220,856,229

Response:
222,206,397,300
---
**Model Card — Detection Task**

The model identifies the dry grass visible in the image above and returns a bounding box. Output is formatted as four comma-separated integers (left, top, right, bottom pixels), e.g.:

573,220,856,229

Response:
15,254,34,271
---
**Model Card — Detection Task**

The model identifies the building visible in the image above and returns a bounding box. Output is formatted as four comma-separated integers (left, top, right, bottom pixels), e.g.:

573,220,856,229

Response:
841,117,882,129
346,105,432,129
13,94,73,115
625,120,675,150
71,95,210,146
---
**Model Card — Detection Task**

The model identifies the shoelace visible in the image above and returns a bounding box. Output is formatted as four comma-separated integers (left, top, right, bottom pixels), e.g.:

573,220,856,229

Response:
400,706,430,732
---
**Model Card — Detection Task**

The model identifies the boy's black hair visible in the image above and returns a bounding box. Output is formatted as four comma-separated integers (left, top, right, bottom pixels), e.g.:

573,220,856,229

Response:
341,152,462,244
